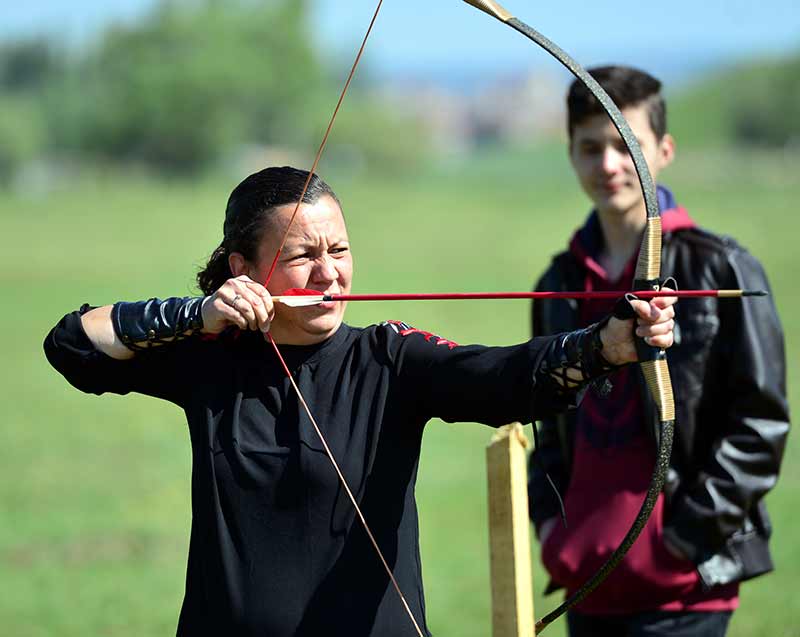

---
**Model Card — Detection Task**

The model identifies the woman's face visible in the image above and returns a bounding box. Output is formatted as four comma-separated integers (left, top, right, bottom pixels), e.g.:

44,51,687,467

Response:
243,195,352,345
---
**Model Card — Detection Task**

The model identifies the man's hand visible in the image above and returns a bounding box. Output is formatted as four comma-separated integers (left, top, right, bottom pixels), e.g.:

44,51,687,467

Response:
599,291,677,366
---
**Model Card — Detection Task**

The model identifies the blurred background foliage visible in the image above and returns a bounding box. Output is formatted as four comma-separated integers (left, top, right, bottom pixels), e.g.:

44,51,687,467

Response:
0,0,426,182
669,54,800,150
1,0,799,185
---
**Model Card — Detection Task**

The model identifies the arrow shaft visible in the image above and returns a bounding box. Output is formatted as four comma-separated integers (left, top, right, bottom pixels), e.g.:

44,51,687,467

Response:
335,290,761,301
314,290,761,301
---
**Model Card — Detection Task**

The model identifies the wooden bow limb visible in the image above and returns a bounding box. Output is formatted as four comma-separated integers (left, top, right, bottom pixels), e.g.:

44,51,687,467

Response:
461,0,677,631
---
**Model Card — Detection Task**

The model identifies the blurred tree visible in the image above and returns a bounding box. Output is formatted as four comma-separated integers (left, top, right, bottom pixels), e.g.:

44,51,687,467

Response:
732,56,800,148
0,0,431,180
0,96,45,185
328,96,430,173
669,52,800,150
0,38,62,92
47,0,327,174
0,40,57,183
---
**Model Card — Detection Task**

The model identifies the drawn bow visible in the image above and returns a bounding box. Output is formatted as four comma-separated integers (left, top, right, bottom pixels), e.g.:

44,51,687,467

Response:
461,1,676,631
264,0,677,634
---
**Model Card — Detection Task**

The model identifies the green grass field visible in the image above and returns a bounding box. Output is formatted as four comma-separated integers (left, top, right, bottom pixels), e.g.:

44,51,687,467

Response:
1,146,798,636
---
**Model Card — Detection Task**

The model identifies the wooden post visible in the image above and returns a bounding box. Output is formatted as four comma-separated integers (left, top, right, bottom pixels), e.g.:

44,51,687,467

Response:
486,423,535,637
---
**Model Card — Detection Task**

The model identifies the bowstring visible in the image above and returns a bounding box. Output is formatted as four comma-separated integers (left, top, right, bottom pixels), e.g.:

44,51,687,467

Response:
262,2,426,635
263,0,385,290
267,333,425,637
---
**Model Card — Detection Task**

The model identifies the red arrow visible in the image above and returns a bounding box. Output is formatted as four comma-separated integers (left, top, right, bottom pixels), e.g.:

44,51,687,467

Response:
273,288,767,307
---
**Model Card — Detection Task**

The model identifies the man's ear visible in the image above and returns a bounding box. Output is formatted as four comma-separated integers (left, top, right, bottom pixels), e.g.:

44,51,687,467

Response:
658,133,676,170
228,252,248,278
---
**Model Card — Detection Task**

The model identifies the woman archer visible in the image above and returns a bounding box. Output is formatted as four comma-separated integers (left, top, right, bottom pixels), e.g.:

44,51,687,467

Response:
44,165,676,636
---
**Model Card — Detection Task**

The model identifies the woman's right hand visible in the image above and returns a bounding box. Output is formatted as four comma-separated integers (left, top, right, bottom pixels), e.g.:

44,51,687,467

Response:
201,275,274,335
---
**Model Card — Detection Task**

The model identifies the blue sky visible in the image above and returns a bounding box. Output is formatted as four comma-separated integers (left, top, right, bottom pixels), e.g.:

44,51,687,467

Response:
315,0,800,74
4,1,799,82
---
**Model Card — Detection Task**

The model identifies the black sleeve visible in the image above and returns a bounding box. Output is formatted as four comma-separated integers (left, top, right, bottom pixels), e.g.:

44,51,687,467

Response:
665,247,790,555
43,305,198,406
376,322,575,428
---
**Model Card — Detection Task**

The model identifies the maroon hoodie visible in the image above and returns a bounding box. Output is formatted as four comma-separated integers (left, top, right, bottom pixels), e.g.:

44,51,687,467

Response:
540,187,739,614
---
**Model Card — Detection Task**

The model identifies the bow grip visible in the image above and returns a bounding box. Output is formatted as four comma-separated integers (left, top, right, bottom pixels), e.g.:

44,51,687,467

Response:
633,280,676,423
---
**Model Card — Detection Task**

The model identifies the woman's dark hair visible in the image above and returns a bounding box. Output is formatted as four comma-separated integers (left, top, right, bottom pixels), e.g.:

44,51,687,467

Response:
197,166,341,294
567,65,667,142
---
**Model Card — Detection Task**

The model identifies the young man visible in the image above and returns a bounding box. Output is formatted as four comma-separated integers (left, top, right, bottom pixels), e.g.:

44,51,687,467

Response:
528,66,789,636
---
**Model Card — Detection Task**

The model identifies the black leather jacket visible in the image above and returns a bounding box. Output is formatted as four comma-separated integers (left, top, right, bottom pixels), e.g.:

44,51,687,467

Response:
528,225,789,590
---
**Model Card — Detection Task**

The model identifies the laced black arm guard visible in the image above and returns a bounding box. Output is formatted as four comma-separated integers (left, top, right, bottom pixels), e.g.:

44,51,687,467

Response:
111,297,206,351
537,318,623,400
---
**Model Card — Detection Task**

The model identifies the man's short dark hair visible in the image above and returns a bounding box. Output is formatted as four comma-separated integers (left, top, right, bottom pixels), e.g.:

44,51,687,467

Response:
567,65,667,141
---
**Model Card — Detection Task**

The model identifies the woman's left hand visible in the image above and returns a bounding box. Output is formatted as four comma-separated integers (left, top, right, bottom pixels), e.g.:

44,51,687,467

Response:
599,291,677,366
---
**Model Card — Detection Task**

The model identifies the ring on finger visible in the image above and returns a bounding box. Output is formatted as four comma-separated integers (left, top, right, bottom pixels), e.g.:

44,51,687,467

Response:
230,294,242,309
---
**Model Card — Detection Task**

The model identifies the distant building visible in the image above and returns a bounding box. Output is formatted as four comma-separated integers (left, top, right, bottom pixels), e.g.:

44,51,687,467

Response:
373,68,567,154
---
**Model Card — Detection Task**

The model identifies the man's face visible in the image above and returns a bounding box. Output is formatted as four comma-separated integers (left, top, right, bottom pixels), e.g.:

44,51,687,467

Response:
248,195,352,345
569,104,674,217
